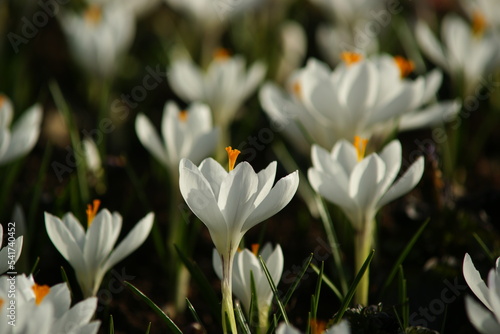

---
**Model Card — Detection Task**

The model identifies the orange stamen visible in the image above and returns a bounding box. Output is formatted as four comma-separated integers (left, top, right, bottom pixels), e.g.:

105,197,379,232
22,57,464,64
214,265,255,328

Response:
32,284,50,305
354,136,368,161
251,244,260,256
0,298,3,309
225,146,241,171
340,52,363,66
472,11,487,36
86,199,101,227
179,110,188,122
292,81,302,99
84,5,102,24
214,48,230,60
0,95,5,107
394,56,415,78
310,319,327,334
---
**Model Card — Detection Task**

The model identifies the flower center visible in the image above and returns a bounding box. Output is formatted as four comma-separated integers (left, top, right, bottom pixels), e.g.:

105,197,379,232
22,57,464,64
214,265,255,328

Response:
251,243,260,256
354,136,368,161
472,11,487,36
86,199,101,227
32,284,50,305
179,110,188,122
292,81,302,99
225,146,241,171
394,56,414,78
0,298,3,309
214,48,230,61
340,52,363,66
84,5,102,25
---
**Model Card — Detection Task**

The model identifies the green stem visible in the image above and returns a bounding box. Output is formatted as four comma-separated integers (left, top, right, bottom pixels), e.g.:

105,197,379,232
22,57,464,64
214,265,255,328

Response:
353,218,374,306
221,251,237,334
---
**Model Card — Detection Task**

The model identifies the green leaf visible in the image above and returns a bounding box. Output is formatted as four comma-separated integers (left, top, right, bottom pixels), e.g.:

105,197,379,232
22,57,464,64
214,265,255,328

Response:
258,255,288,324
310,263,342,301
109,315,114,334
124,281,183,334
235,301,252,334
186,298,207,333
334,249,375,323
175,245,221,325
145,322,151,334
381,219,430,296
473,232,496,263
248,270,260,333
311,261,324,320
60,266,73,301
29,257,40,276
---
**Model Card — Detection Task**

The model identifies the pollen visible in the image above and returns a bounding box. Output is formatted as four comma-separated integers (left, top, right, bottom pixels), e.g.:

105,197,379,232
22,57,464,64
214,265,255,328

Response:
251,244,260,256
32,284,50,305
472,11,487,36
354,136,368,162
179,110,188,122
340,52,363,66
292,81,302,99
394,56,415,78
86,199,101,227
84,5,102,25
225,146,241,171
214,48,231,60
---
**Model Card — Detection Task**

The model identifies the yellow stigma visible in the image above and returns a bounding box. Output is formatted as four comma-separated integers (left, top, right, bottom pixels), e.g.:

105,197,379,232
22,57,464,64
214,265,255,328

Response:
179,110,188,122
86,199,101,227
32,284,50,305
225,146,241,171
354,136,368,161
292,81,302,99
84,5,102,25
472,11,487,36
251,244,260,256
0,298,3,309
214,48,230,60
340,52,363,66
394,56,415,78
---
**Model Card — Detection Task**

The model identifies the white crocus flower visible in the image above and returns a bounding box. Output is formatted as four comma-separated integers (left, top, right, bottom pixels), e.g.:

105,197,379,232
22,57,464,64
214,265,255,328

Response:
58,4,135,78
308,139,424,304
0,274,100,334
0,95,42,165
213,243,284,332
136,101,219,179
276,320,351,334
416,14,497,96
463,253,500,333
460,0,500,32
179,147,299,334
88,0,160,18
0,224,23,275
169,52,266,130
44,200,154,298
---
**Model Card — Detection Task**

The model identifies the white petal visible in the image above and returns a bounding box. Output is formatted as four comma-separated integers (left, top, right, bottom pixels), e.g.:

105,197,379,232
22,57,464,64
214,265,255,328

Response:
103,212,154,271
53,297,97,332
465,296,500,334
212,248,223,280
44,212,86,273
254,161,278,207
168,59,205,101
308,168,351,209
349,155,385,213
331,140,358,175
465,253,494,311
188,129,219,165
325,320,350,334
398,100,461,131
243,170,299,231
62,213,86,250
275,323,303,334
135,113,169,167
84,209,116,271
0,104,42,164
415,21,449,71
378,156,424,208
198,158,228,200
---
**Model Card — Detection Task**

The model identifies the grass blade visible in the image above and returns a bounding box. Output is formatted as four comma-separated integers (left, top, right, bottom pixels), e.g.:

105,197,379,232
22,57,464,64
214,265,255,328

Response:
258,255,288,325
311,261,324,320
109,315,114,334
380,219,430,296
60,266,73,300
235,301,252,334
473,232,495,263
175,245,220,324
124,281,183,334
186,298,207,334
310,263,342,301
145,322,152,334
334,249,375,323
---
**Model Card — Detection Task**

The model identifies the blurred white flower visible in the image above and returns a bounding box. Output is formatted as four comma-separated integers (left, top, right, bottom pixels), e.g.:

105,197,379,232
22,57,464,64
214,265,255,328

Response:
463,253,500,333
213,243,284,331
309,0,384,27
179,147,298,333
460,0,500,32
0,224,23,275
275,21,307,83
0,95,42,165
136,101,219,178
0,274,100,334
83,137,102,175
165,0,263,28
308,138,424,304
261,54,458,153
45,200,154,297
58,4,135,78
169,52,266,129
275,320,350,334
416,14,498,95
88,0,160,17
